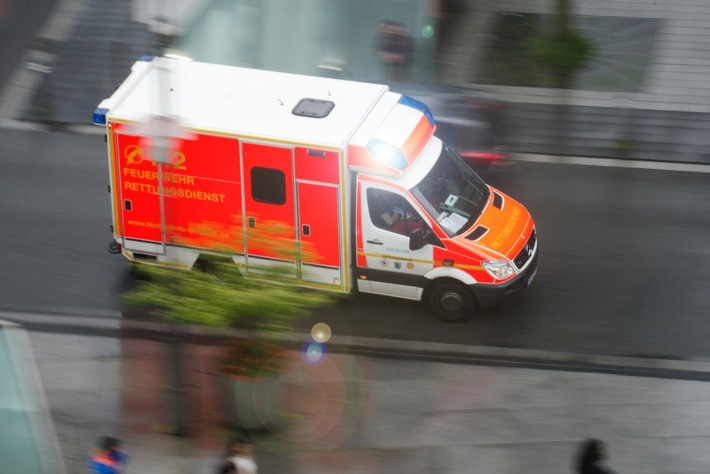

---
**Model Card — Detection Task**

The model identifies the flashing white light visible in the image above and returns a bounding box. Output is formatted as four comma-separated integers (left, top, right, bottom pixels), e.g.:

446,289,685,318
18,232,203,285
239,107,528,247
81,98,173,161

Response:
367,139,407,170
164,52,193,61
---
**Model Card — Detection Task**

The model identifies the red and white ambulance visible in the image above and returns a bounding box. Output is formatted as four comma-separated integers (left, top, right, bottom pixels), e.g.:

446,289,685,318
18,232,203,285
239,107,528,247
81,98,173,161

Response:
94,56,537,322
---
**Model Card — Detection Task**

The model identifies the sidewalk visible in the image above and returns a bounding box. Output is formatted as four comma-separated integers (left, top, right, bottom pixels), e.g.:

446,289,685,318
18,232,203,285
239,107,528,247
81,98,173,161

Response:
15,313,710,474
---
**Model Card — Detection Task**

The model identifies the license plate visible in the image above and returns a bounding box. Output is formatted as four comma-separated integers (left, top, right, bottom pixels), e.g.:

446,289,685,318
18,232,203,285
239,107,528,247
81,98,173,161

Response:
525,267,538,287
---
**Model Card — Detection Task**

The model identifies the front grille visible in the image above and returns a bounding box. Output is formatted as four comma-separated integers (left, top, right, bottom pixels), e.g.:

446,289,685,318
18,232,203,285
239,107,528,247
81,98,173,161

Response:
513,230,537,269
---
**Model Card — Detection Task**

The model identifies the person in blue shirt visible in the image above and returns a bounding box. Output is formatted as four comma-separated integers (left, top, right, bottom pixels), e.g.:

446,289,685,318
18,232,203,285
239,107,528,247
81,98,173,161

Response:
88,436,129,473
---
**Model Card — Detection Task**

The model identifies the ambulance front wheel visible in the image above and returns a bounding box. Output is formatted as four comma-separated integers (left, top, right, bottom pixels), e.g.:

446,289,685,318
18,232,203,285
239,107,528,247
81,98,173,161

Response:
428,281,476,323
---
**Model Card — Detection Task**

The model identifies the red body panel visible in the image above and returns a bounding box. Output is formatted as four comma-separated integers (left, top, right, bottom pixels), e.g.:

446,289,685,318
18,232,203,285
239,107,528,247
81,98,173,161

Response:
298,182,340,267
114,127,243,251
242,142,295,261
295,147,339,184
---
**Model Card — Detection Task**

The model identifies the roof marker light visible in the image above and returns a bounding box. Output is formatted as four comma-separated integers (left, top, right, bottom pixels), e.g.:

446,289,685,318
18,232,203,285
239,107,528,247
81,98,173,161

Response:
93,107,109,125
398,95,435,126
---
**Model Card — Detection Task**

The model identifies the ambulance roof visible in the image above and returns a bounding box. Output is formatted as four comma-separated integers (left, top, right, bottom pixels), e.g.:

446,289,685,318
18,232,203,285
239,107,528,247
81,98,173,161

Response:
104,57,393,149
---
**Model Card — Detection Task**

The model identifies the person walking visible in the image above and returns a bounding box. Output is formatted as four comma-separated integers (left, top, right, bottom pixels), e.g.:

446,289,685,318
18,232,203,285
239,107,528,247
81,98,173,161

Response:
216,460,238,474
576,438,617,474
376,20,414,80
229,440,257,474
88,436,129,473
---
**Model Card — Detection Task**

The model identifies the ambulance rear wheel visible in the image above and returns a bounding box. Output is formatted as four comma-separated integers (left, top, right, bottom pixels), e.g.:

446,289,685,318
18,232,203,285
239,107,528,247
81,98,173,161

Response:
428,281,476,323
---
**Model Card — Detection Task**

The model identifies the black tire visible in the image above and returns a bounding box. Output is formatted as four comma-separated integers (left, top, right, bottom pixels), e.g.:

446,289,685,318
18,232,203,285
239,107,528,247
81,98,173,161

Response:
428,281,476,322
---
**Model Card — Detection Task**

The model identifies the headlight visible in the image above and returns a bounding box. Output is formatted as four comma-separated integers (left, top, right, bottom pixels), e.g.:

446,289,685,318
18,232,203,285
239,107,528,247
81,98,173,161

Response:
481,260,515,279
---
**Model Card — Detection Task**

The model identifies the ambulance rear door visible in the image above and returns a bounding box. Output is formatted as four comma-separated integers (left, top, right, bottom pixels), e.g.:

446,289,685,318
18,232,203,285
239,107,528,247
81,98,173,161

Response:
242,142,296,274
294,147,344,289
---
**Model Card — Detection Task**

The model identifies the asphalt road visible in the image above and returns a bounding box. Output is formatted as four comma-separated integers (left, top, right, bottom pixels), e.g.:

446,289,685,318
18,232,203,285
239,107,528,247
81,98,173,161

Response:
0,0,56,87
303,160,710,360
1,128,710,360
0,128,128,313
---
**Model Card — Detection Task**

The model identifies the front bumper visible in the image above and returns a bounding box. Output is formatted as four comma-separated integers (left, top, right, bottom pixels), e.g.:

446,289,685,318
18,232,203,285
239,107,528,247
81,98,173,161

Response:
471,253,538,307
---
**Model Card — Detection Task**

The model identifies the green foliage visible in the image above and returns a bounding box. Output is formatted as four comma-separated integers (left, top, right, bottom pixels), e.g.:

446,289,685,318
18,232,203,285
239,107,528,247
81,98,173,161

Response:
526,31,595,75
123,218,340,379
123,255,335,333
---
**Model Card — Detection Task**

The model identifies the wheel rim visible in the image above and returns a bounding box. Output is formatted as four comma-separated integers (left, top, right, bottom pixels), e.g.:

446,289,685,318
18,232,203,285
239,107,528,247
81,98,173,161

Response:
440,291,465,315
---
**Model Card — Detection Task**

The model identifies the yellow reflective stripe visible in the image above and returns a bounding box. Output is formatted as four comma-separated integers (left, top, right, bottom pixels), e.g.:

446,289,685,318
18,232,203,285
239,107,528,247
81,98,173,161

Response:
358,250,431,265
357,250,483,271
450,262,484,271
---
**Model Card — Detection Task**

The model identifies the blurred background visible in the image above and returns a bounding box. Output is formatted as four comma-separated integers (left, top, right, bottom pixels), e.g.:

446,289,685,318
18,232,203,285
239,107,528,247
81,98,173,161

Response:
2,0,710,472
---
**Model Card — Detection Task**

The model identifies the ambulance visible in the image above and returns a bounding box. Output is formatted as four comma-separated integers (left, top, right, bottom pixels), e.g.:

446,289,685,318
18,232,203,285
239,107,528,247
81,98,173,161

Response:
94,56,538,322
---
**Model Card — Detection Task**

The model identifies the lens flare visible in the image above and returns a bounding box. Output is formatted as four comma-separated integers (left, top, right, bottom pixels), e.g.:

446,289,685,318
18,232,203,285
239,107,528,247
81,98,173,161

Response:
311,322,332,343
301,340,327,365
421,24,435,39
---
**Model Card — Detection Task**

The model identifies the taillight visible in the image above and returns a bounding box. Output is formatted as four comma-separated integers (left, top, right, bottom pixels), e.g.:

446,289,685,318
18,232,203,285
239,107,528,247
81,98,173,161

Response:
460,152,506,162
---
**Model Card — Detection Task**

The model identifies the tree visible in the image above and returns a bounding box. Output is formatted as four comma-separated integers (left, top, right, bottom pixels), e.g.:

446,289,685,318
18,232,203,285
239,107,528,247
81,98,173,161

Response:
122,219,339,434
526,0,594,88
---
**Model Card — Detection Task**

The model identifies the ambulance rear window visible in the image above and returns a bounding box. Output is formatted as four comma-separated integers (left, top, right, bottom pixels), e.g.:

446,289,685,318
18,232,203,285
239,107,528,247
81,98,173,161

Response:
251,167,286,204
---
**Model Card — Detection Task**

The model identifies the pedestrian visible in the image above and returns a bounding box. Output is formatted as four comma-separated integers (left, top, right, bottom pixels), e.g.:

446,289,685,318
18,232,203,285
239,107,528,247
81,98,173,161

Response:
377,19,413,80
229,440,257,474
576,438,617,474
88,436,129,473
216,460,238,474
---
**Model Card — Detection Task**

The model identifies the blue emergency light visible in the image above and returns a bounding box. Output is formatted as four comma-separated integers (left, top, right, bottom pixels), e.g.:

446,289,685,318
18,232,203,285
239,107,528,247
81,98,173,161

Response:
93,107,109,125
398,95,435,127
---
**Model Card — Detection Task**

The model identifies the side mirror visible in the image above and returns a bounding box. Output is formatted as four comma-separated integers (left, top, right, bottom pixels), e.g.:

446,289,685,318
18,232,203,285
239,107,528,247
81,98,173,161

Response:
409,228,424,251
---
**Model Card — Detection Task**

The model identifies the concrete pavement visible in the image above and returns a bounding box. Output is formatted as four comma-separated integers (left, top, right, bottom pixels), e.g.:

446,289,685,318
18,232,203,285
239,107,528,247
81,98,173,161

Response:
3,309,710,473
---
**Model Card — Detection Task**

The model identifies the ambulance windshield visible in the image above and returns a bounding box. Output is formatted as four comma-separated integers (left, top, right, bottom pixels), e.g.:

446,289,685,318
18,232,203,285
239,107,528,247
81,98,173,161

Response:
411,145,489,237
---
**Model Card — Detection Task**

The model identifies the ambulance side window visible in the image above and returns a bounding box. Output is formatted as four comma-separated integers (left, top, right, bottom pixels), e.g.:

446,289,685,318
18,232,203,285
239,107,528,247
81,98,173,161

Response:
251,167,286,204
367,188,423,237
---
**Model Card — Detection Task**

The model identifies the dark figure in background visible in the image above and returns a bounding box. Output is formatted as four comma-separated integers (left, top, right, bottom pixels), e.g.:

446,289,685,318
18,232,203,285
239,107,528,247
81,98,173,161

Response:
377,20,413,80
88,436,129,474
577,439,617,474
217,460,238,474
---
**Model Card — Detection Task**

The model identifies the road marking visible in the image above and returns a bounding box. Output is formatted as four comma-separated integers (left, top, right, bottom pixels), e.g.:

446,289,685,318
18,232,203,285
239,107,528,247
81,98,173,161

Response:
514,152,710,173
0,0,93,129
0,309,121,330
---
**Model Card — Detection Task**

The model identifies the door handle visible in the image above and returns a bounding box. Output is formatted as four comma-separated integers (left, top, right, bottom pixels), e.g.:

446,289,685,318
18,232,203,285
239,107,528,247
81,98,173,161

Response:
366,239,383,245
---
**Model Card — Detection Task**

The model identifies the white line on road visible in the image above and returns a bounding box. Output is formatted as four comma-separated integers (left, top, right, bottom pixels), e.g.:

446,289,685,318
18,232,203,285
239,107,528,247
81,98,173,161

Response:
0,309,121,330
514,152,710,173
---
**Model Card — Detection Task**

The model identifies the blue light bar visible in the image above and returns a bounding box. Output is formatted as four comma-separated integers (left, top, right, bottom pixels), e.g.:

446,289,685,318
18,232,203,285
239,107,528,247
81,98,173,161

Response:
93,107,109,125
138,54,154,62
398,95,435,126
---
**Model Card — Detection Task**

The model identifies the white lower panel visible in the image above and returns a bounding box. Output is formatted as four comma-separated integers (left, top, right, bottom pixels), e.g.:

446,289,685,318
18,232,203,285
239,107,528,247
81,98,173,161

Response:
301,265,342,287
123,239,163,254
359,280,422,301
246,256,297,278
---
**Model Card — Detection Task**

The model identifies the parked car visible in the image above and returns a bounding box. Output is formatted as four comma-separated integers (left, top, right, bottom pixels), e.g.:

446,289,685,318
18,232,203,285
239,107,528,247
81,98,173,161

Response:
385,80,508,171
